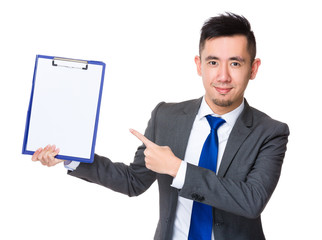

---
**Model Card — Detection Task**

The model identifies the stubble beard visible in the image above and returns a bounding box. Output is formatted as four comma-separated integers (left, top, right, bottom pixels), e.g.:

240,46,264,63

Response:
212,98,233,107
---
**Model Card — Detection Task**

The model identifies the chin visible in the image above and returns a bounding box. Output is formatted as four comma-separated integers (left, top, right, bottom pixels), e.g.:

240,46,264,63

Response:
212,98,233,107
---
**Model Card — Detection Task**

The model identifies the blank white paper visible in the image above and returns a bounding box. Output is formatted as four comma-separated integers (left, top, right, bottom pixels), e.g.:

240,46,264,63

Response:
25,56,104,160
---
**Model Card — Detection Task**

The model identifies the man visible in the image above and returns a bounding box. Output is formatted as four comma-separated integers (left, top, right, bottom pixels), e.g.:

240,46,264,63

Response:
32,13,289,240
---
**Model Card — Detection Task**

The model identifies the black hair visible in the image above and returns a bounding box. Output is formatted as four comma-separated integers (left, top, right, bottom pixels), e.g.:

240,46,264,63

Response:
199,12,256,61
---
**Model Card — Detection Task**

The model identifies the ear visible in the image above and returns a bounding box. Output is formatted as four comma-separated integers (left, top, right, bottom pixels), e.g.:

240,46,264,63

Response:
194,55,202,76
250,58,261,80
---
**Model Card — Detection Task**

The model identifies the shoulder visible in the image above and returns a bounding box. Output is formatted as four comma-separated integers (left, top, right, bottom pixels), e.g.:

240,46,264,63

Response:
245,103,290,136
145,98,202,146
152,97,202,116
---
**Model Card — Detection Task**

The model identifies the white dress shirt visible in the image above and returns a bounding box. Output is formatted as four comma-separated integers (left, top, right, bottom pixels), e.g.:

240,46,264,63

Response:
171,97,244,240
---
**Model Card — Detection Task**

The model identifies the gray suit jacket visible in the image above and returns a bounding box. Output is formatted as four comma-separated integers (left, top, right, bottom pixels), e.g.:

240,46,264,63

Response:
69,97,289,240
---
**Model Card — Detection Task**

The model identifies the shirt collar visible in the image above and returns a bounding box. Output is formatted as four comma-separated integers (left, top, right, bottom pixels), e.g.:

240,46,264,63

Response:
197,96,244,128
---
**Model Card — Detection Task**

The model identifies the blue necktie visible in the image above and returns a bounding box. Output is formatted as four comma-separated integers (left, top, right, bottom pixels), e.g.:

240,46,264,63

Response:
188,115,226,240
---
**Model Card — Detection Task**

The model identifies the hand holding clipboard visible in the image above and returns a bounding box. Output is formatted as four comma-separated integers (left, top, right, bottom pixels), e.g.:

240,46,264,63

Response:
31,145,62,166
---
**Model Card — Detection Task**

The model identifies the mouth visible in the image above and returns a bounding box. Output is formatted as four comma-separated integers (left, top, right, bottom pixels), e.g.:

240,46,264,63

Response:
214,87,233,95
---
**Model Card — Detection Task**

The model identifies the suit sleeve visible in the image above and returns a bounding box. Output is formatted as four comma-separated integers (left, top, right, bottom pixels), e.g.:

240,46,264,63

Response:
179,120,290,219
67,103,164,197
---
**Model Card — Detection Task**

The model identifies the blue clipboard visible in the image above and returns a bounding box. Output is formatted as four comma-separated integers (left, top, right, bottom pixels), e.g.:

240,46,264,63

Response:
22,55,106,163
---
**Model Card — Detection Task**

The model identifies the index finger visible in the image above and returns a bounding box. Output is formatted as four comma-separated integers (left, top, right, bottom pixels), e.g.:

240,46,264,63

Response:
130,129,155,147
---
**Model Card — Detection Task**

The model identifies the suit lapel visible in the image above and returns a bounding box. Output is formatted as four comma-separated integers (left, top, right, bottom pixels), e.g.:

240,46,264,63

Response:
217,100,253,177
157,98,201,182
174,98,202,160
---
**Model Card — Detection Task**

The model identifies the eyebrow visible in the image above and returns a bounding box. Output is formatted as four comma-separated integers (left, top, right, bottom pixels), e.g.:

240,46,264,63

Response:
204,55,246,62
205,55,219,61
230,56,245,62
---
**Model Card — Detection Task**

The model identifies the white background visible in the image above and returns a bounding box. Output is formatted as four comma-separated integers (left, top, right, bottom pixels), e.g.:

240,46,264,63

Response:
0,0,321,239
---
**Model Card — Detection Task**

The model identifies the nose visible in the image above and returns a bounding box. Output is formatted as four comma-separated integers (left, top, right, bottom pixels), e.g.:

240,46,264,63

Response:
217,64,231,82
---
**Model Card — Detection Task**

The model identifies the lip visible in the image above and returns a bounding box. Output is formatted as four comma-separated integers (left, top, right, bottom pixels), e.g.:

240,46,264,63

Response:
215,87,232,94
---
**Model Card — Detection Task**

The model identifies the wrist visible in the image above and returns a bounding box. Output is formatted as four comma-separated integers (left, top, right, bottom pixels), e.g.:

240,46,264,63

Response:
170,157,182,178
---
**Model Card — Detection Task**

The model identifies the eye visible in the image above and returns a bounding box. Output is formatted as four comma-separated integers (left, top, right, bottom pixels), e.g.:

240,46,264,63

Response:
230,62,241,67
208,61,218,66
231,62,241,67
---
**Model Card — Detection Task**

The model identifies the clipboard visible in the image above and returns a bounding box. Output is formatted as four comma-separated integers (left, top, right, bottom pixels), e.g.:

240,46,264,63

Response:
22,55,106,163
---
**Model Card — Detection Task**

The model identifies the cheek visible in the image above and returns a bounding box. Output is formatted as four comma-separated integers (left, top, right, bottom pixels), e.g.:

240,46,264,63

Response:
201,67,216,84
202,74,214,92
235,78,250,94
231,70,251,88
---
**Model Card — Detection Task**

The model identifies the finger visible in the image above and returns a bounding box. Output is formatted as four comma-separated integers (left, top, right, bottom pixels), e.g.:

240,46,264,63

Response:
44,145,59,161
37,144,50,160
53,147,60,156
50,144,56,152
130,129,155,147
40,145,55,164
50,147,61,162
42,150,54,166
32,148,43,161
50,145,60,156
44,149,54,161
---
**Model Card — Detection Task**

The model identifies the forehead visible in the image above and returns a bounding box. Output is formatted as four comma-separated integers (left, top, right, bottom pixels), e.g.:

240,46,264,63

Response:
201,35,250,60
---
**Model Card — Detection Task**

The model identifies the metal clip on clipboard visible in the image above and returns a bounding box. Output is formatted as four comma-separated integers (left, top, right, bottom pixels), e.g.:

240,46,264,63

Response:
52,57,88,70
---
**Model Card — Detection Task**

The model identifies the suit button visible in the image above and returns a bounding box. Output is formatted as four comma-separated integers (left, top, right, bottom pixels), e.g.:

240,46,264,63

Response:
191,193,205,202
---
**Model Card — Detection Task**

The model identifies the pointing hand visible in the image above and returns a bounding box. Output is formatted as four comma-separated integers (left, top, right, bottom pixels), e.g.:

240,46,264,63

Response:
130,129,181,177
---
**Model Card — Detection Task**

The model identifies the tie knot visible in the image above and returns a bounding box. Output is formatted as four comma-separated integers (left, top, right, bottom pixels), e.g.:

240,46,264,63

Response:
206,115,226,130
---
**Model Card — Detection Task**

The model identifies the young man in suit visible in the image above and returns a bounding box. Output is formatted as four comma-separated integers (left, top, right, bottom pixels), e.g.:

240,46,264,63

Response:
33,13,289,240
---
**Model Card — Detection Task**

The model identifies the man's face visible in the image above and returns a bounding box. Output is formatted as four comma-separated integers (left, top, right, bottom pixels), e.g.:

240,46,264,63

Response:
195,35,261,114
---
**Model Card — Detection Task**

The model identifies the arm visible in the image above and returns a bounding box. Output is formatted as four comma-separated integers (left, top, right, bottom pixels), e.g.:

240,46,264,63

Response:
179,122,290,219
32,144,156,197
132,119,289,219
32,145,155,196
32,103,167,196
68,151,156,197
